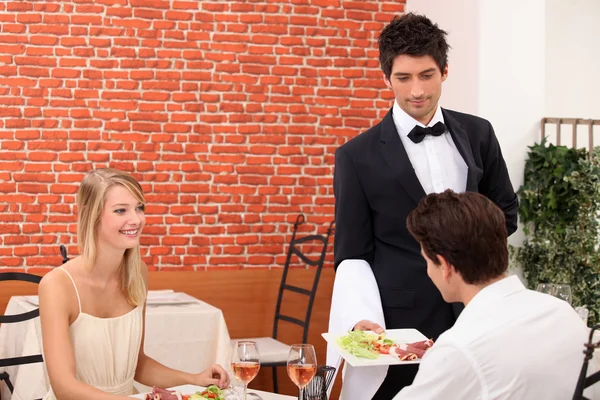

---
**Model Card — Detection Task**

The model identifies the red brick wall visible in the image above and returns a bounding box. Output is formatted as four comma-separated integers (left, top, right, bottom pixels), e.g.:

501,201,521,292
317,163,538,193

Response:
0,0,403,272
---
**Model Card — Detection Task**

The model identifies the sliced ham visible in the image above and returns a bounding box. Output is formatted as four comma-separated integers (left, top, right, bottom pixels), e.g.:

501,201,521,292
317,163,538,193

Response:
389,345,418,361
407,339,434,350
404,344,426,358
145,387,182,400
389,338,435,361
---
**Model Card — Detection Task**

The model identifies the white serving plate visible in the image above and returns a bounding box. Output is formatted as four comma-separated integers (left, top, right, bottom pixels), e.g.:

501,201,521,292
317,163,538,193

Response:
322,328,428,367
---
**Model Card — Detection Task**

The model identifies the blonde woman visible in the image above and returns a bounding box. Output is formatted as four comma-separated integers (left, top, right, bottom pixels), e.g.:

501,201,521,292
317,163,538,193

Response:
39,169,229,399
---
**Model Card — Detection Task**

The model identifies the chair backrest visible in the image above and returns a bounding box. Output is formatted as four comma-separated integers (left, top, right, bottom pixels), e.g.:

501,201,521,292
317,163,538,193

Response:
0,271,45,393
60,244,69,264
573,324,600,400
272,214,334,344
0,272,42,324
305,365,336,400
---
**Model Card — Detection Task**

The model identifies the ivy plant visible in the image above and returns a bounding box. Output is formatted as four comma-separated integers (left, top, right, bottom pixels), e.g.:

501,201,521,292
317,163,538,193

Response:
511,140,600,324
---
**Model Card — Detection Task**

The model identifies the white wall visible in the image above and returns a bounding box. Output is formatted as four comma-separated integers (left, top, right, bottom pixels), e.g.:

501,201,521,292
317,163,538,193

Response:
545,0,600,120
478,0,546,203
405,0,481,115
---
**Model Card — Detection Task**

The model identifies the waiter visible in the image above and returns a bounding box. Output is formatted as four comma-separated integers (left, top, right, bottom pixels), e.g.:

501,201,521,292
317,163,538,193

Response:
328,13,518,400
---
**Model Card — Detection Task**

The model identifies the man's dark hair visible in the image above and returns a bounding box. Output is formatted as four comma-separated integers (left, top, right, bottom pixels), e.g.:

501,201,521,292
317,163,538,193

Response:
406,190,508,285
378,13,450,79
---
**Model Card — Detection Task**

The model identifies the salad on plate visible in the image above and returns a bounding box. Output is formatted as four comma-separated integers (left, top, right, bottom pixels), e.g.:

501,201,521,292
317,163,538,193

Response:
336,330,434,361
336,330,396,359
144,385,226,400
188,385,225,400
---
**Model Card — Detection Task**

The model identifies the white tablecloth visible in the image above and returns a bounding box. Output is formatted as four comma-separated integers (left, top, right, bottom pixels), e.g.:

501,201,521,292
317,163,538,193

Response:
0,292,231,399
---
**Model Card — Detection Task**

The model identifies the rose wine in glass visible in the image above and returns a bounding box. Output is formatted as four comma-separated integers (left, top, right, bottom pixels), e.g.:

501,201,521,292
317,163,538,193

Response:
287,344,317,400
232,341,260,400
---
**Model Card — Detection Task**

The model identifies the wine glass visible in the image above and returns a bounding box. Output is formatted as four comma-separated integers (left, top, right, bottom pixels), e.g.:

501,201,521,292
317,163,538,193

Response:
536,283,555,295
287,344,317,400
231,341,260,400
554,284,573,305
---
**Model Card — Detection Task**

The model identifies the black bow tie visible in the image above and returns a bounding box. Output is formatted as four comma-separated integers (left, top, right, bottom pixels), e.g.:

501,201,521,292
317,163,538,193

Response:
407,121,446,144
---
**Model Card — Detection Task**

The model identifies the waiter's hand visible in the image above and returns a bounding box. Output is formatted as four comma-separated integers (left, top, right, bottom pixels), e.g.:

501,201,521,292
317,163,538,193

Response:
353,320,384,333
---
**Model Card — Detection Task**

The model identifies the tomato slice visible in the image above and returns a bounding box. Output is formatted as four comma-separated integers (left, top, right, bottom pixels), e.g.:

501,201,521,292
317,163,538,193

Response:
379,345,391,354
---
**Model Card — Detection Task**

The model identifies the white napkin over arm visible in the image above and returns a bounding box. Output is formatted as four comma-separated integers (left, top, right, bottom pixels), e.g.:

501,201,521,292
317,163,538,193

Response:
326,259,388,400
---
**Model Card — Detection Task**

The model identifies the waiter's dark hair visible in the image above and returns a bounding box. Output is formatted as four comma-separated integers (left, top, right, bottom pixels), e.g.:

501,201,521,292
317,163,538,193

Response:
378,13,449,80
407,190,508,285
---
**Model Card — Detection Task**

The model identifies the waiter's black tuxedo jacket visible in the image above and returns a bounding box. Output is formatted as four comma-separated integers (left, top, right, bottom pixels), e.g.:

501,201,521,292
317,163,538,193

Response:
333,108,518,340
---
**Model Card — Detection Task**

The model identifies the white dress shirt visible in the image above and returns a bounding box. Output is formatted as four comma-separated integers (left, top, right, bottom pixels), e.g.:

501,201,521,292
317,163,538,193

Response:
393,275,590,400
392,101,468,194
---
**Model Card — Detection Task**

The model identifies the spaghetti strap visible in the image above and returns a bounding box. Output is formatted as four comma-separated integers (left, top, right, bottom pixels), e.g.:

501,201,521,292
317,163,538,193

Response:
57,267,82,314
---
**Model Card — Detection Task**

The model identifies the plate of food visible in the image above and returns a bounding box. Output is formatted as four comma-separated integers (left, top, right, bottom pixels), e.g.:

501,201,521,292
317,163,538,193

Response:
322,328,434,367
131,385,228,400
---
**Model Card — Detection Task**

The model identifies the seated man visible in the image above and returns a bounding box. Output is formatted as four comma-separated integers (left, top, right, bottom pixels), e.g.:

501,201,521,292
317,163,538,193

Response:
394,190,588,400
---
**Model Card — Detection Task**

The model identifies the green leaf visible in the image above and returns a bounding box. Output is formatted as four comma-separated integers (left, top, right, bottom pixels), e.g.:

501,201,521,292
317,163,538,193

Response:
514,143,600,325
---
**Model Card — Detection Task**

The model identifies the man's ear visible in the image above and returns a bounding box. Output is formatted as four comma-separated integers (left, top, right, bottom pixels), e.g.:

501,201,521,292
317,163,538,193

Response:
383,72,392,90
436,254,455,282
441,64,449,82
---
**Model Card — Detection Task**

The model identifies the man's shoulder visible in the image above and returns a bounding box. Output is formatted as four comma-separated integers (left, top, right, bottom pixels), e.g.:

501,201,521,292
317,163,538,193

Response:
433,325,468,348
523,289,584,320
443,108,490,126
337,118,384,155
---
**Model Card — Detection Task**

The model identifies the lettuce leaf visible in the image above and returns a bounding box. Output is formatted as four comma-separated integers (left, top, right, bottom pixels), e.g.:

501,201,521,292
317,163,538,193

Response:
336,330,394,359
189,385,224,400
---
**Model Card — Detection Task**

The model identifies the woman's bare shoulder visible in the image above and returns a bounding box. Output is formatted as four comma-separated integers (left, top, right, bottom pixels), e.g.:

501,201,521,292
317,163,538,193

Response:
40,267,67,291
39,259,81,304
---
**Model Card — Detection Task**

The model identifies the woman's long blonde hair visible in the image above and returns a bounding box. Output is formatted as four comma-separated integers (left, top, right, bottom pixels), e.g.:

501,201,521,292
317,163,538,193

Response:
77,168,147,306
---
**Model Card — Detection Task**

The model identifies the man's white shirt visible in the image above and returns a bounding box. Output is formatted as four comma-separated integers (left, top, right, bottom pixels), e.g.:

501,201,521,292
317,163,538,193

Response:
392,101,467,194
393,275,589,400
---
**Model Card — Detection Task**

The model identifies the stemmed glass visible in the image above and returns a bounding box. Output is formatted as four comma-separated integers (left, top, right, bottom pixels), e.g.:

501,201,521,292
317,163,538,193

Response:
536,283,554,295
231,341,260,400
536,283,573,305
287,344,317,400
554,284,573,305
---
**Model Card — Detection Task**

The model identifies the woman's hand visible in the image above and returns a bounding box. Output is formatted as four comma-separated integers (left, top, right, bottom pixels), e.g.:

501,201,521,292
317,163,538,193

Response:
194,364,230,389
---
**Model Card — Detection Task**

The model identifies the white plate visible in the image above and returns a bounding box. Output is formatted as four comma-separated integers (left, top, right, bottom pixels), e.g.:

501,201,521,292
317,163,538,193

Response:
146,292,202,306
322,328,428,367
130,384,196,399
131,385,295,399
